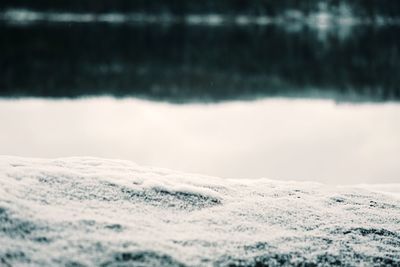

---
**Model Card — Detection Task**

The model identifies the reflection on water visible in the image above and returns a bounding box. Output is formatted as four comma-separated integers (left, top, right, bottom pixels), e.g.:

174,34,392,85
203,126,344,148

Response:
1,98,399,184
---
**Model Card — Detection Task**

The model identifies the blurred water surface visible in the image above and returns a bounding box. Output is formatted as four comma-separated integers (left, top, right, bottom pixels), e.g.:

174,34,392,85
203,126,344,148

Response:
1,98,399,184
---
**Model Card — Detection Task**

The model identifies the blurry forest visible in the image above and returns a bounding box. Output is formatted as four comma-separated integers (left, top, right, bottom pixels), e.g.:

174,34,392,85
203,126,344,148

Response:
1,0,399,102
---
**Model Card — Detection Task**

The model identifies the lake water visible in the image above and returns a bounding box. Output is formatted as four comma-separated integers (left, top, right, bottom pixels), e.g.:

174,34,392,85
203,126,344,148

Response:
1,98,399,184
1,7,399,185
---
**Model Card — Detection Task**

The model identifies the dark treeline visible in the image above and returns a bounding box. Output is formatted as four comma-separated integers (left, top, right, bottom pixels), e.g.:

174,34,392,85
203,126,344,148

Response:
1,0,400,18
1,23,399,102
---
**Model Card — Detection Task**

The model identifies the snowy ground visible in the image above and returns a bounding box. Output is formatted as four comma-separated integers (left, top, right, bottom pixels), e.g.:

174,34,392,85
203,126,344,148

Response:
0,156,399,266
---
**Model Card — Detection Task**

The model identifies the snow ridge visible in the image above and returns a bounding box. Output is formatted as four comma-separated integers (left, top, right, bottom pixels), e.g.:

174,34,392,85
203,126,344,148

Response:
0,156,399,266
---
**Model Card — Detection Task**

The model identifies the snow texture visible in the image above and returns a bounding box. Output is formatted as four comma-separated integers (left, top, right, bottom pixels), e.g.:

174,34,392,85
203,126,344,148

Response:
0,156,399,266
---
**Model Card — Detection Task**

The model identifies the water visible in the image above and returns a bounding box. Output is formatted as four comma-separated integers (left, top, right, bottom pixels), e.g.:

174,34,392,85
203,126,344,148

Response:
1,98,399,184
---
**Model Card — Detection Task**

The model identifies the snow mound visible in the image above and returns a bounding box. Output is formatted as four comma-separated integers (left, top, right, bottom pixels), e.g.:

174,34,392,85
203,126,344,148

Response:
0,156,399,266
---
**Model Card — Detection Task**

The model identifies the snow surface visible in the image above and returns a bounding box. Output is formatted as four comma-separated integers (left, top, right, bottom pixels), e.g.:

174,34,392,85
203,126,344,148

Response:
0,156,399,266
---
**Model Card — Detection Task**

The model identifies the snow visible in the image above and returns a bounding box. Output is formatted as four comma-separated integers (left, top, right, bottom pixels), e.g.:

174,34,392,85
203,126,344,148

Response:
3,8,395,29
0,156,399,266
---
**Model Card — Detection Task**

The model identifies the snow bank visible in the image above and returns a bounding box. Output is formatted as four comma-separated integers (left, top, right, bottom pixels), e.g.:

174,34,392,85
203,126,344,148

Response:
0,156,399,266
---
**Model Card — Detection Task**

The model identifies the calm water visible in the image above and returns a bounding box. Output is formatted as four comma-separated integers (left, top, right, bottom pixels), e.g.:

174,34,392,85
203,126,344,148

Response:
1,6,399,184
1,98,399,184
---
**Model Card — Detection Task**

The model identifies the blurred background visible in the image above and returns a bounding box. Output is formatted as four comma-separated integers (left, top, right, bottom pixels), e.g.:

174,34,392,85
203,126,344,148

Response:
1,1,399,183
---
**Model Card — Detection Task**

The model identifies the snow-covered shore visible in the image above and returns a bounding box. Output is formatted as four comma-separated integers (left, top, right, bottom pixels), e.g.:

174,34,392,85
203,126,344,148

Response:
0,156,399,266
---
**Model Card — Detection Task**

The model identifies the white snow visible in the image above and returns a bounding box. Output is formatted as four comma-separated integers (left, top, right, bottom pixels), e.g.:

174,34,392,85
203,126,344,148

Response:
2,8,397,29
0,156,399,266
